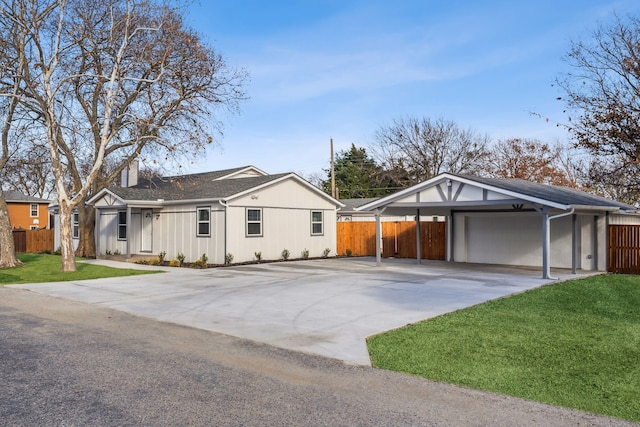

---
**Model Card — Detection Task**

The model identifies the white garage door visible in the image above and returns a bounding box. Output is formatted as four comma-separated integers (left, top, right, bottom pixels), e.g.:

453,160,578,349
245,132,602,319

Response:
466,214,542,267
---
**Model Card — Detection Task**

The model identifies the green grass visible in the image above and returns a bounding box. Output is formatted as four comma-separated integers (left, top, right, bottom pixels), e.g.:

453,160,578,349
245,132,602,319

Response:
367,274,640,423
0,253,160,285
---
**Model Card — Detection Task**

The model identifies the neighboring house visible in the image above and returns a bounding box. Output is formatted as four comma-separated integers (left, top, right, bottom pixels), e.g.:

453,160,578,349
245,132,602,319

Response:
4,190,51,230
338,198,444,222
87,166,343,264
358,173,638,278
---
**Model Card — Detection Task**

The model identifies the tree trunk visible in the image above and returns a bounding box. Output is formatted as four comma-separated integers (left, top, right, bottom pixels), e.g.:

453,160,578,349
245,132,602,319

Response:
0,191,22,268
58,203,77,272
75,203,96,258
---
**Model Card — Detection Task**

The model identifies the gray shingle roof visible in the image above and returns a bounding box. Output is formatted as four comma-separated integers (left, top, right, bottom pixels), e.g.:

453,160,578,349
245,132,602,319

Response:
456,174,635,210
338,198,380,211
108,167,291,201
4,190,51,203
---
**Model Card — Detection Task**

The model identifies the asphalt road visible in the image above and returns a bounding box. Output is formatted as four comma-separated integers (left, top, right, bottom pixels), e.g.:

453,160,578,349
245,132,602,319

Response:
1,287,635,427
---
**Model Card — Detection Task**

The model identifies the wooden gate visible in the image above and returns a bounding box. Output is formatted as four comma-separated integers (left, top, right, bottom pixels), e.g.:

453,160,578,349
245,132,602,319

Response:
337,221,446,260
11,228,54,253
12,229,26,253
608,225,640,274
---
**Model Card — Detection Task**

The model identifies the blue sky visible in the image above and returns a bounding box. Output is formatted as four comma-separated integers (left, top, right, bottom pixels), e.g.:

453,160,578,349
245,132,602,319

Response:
184,0,638,179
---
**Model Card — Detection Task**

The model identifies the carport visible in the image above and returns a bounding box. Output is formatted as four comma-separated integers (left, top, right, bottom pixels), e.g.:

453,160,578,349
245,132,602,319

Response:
357,173,636,279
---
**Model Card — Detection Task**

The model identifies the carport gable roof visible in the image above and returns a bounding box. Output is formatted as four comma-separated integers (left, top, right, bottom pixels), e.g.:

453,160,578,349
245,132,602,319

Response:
356,173,635,213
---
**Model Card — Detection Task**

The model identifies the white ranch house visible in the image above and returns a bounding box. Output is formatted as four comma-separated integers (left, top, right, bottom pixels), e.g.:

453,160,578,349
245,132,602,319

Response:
87,166,342,264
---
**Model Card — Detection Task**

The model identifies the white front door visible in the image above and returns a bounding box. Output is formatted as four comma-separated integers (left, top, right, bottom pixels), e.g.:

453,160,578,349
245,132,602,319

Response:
141,209,153,252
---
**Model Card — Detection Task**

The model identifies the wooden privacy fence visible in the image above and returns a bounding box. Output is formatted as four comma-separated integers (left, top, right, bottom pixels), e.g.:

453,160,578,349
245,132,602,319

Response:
337,221,446,260
608,225,640,274
12,228,55,253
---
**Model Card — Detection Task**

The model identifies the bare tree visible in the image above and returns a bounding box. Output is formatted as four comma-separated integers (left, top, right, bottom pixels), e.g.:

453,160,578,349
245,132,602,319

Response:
486,138,581,187
557,13,640,201
1,141,54,198
371,116,490,184
1,0,247,270
583,158,640,204
0,5,28,268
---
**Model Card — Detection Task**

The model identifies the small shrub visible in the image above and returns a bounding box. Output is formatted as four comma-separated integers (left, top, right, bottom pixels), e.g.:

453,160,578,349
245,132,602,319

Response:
345,248,352,257
191,253,208,269
225,253,234,265
135,259,149,265
148,258,160,265
158,251,166,263
105,249,112,255
113,249,121,255
254,251,262,262
176,252,185,267
301,248,309,259
323,248,331,258
54,247,62,256
168,259,180,267
281,249,290,260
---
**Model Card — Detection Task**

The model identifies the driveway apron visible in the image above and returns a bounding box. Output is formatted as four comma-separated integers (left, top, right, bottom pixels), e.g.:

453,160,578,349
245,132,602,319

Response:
10,257,593,365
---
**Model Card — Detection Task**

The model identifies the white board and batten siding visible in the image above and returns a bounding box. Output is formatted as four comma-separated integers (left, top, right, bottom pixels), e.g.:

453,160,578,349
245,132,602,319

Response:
226,178,337,262
453,212,605,270
152,203,226,264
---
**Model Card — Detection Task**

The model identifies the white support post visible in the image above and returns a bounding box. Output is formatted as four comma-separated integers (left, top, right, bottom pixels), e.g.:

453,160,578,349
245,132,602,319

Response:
375,209,382,266
446,214,453,262
126,207,132,259
571,214,577,274
416,209,421,264
542,207,551,280
94,207,100,257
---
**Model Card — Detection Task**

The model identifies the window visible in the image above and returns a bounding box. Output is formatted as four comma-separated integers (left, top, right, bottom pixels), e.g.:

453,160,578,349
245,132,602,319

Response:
117,211,127,240
196,207,210,237
30,204,38,217
246,208,262,236
72,212,79,239
311,211,324,235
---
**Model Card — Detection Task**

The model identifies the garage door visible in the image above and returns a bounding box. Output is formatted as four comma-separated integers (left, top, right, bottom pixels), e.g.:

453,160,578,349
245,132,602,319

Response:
466,214,542,266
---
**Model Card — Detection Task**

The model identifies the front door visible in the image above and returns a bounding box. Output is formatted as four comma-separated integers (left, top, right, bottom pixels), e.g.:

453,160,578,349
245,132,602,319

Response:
141,209,153,252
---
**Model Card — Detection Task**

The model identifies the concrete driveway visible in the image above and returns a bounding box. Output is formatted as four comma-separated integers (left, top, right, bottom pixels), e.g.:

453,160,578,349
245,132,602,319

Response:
11,257,592,365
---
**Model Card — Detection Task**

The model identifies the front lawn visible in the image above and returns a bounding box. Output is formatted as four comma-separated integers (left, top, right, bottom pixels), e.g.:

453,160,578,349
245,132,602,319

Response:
0,253,160,285
367,274,640,423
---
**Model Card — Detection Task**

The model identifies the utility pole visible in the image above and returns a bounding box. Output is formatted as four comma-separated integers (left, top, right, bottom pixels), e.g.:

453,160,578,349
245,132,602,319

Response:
330,138,336,199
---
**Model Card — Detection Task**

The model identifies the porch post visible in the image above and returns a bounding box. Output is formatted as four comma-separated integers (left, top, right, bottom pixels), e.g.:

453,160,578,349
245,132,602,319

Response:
571,214,577,274
94,207,100,257
375,208,382,266
126,206,132,259
593,215,599,270
542,207,551,279
447,213,453,262
415,209,421,264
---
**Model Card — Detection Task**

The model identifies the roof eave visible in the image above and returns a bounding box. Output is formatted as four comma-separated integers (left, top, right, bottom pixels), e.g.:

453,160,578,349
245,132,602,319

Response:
356,173,571,211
